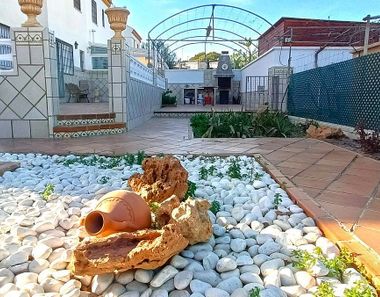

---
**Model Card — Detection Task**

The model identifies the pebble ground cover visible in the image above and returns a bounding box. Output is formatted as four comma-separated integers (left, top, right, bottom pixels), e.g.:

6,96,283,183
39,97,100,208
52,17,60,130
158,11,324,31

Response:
0,152,376,297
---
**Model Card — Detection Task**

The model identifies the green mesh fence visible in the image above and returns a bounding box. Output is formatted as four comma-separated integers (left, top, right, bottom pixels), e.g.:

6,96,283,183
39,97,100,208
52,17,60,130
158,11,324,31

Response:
288,52,380,131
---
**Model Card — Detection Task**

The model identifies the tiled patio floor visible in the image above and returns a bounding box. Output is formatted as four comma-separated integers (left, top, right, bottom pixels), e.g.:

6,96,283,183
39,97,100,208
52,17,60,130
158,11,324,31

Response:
1,117,380,280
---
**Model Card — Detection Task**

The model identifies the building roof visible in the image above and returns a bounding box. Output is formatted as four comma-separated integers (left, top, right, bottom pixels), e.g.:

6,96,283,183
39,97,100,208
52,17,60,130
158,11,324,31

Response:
132,29,142,42
259,17,368,40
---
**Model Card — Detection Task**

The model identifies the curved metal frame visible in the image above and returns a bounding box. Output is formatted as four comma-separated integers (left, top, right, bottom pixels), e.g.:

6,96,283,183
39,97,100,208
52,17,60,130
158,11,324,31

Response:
166,36,251,53
170,41,241,55
153,17,263,41
148,4,273,38
147,4,273,67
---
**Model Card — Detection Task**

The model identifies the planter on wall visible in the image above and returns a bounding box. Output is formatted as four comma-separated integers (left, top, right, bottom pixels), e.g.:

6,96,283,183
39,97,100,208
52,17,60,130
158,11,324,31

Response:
105,7,130,40
18,0,43,27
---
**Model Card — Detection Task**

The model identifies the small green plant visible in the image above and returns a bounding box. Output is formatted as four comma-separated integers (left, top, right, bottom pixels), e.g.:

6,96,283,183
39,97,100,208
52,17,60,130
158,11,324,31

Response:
42,183,55,201
208,165,217,176
249,287,261,297
292,249,317,271
344,280,375,297
98,176,110,184
199,166,209,180
315,247,353,279
314,282,335,297
149,202,160,214
209,201,221,214
254,172,264,180
227,160,242,179
136,151,145,165
273,193,282,209
184,181,197,200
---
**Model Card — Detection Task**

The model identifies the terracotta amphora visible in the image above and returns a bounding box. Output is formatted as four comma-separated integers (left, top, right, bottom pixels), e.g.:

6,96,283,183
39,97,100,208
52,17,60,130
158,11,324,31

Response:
82,190,152,237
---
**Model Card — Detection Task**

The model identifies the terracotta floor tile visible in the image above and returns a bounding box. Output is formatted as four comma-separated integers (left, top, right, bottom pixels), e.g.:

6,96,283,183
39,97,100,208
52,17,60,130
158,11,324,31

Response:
277,167,304,178
297,167,341,180
350,157,380,171
315,158,353,167
286,155,318,164
367,198,380,212
277,160,311,170
357,209,380,231
302,187,323,198
316,190,370,208
339,174,380,186
327,180,378,197
318,201,362,229
292,176,334,190
355,226,380,255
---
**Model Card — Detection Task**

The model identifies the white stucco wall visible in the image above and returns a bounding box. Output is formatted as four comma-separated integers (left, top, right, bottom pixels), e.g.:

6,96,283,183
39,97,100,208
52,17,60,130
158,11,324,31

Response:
165,70,204,84
240,46,353,92
0,0,140,71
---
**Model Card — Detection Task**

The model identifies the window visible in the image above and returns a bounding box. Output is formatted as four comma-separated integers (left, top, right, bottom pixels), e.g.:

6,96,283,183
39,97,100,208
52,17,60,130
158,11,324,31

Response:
56,38,74,75
80,50,84,71
92,0,97,25
102,9,105,27
0,23,12,70
92,57,108,69
90,46,107,54
73,0,81,11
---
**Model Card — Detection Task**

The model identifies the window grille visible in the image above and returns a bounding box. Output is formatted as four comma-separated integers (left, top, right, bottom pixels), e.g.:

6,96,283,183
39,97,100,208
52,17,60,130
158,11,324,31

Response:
73,0,81,11
56,38,74,75
0,23,12,71
92,0,97,25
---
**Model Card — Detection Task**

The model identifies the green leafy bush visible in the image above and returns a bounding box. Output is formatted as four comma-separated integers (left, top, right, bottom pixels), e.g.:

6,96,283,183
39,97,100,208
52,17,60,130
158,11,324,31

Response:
190,114,210,138
190,109,303,138
162,90,177,105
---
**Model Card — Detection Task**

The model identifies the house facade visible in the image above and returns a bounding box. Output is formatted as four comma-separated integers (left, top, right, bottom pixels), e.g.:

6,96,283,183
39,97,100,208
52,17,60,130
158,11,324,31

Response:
0,0,142,102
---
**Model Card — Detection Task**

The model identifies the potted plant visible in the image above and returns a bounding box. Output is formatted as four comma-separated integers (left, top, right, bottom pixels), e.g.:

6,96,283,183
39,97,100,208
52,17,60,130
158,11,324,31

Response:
18,0,43,27
105,7,130,40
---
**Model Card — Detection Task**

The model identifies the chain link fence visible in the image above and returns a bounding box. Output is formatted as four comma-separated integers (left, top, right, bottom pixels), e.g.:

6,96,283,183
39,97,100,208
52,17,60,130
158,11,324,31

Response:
288,52,380,131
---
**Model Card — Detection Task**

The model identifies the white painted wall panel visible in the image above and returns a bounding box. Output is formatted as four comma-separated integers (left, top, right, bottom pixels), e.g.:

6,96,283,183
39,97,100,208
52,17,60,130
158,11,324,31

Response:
165,70,204,84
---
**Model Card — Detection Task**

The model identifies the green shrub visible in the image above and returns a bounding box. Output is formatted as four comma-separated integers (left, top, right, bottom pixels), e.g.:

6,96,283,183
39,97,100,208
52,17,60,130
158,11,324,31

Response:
42,183,55,201
190,114,211,138
162,90,177,105
190,109,303,138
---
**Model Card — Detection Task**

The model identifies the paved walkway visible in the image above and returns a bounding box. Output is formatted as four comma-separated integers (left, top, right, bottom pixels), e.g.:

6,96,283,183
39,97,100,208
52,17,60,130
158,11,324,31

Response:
1,117,380,281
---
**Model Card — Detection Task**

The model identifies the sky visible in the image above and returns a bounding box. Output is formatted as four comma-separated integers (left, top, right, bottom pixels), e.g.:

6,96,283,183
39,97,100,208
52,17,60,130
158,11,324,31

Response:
114,0,380,59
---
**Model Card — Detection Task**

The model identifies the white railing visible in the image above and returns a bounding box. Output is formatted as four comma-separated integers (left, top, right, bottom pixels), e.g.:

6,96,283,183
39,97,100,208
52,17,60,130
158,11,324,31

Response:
156,75,166,89
130,56,154,85
0,38,13,73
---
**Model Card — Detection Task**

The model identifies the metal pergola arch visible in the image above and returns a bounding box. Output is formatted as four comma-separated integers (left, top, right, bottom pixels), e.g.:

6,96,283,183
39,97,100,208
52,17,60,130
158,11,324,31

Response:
166,36,252,54
147,4,273,68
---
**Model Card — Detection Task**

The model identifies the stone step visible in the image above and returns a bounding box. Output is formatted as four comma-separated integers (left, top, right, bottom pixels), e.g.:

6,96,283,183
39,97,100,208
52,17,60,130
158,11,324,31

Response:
56,113,116,126
53,122,126,138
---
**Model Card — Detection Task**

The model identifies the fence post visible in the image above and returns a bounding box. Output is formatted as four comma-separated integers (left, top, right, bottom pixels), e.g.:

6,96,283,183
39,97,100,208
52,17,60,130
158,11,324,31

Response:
108,39,128,125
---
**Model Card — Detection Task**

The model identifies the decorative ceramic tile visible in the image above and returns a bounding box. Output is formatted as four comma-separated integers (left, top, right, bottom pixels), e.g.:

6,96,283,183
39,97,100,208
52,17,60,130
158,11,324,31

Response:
57,118,114,126
53,127,126,138
15,31,43,45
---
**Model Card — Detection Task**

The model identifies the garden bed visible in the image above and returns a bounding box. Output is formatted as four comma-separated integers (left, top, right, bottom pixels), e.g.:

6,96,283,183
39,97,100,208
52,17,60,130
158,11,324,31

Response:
0,153,377,297
190,110,304,138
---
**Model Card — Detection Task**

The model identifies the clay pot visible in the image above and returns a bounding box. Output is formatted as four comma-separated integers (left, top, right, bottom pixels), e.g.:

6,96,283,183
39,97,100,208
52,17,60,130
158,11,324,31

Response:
105,7,130,40
18,0,43,27
82,190,151,237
